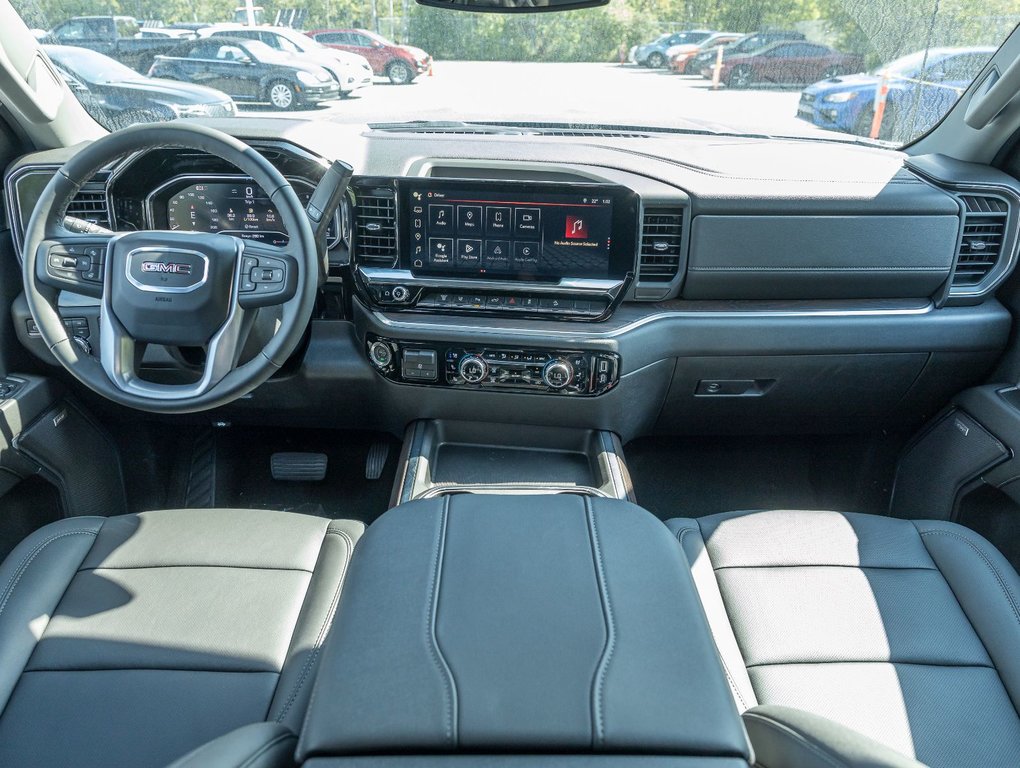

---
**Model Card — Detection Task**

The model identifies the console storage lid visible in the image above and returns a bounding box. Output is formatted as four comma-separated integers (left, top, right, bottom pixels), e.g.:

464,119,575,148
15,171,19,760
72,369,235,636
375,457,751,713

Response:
297,495,751,763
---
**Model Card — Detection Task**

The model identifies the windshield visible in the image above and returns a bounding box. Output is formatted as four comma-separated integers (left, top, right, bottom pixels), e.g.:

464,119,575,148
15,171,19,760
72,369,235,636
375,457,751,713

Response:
14,0,1019,146
43,45,139,83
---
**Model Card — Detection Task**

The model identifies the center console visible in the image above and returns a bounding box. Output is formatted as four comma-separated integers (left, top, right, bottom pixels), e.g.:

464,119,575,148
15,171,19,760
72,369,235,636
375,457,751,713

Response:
296,495,752,768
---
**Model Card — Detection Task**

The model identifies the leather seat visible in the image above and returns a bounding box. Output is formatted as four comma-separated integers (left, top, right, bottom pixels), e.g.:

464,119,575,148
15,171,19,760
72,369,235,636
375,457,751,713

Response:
667,509,1020,768
0,508,363,768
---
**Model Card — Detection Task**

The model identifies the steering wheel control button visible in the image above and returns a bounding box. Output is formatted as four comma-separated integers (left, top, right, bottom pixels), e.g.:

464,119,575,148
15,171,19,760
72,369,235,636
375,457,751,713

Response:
402,349,438,382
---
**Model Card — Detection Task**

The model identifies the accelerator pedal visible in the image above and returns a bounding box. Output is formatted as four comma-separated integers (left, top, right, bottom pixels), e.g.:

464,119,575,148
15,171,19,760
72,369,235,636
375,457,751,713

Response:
271,452,328,482
365,441,390,480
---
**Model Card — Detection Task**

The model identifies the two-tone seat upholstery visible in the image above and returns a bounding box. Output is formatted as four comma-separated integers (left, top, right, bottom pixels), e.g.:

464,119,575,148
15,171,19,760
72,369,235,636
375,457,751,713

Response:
667,510,1020,767
0,508,363,768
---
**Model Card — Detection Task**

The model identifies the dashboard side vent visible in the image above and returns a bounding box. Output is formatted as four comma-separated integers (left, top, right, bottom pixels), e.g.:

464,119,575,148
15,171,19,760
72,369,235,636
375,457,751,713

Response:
953,193,1009,288
638,208,684,282
66,174,111,229
352,185,398,268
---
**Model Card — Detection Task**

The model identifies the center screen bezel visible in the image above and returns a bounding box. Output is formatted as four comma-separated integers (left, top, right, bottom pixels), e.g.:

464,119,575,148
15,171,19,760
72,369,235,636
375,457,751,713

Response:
397,179,638,282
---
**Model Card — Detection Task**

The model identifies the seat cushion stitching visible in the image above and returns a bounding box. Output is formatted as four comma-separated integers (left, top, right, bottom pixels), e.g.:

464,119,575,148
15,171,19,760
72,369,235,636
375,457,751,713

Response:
745,659,995,669
587,497,615,747
274,529,353,723
742,712,849,768
79,564,315,573
675,525,750,712
0,530,99,621
712,564,937,572
427,495,456,745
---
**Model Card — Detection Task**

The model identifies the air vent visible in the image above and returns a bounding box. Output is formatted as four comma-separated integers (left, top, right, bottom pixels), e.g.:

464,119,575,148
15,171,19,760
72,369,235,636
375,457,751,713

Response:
953,193,1009,288
352,185,398,268
66,175,111,229
638,208,684,282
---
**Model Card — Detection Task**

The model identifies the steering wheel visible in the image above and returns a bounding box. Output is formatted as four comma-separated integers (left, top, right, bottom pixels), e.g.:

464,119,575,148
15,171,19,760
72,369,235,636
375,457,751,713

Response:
22,123,321,414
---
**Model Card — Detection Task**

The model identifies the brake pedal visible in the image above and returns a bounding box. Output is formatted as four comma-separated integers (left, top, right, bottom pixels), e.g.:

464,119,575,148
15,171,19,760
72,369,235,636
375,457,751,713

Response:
365,441,390,480
271,452,327,482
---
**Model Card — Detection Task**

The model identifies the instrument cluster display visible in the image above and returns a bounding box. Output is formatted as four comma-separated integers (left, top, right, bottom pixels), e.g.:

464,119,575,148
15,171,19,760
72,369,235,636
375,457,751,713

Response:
167,181,291,246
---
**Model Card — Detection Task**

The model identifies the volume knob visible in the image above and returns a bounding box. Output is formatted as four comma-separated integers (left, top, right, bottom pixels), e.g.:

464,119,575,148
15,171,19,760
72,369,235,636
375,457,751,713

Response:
458,354,488,384
542,359,574,390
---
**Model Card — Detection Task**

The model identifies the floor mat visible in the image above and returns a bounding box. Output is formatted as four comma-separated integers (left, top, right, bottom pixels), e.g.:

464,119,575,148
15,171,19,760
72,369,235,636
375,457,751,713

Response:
210,427,400,524
624,433,903,520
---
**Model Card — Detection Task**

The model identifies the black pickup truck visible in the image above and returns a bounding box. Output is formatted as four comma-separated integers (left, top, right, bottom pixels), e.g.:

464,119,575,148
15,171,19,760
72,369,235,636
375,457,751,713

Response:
41,16,181,74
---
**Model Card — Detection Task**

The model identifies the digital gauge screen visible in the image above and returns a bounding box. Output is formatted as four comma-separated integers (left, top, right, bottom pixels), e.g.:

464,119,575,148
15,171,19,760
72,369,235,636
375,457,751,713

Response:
167,182,288,246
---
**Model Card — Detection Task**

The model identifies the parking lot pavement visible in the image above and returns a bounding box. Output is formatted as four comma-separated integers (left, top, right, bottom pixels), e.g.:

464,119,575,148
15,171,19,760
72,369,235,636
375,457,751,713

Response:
238,61,843,142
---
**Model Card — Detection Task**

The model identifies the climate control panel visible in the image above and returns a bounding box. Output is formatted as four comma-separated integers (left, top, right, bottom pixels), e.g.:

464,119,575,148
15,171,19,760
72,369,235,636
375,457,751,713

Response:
366,335,620,396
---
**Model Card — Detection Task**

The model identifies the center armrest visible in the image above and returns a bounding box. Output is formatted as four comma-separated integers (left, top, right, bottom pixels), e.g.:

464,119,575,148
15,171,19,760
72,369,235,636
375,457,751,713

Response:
297,494,750,765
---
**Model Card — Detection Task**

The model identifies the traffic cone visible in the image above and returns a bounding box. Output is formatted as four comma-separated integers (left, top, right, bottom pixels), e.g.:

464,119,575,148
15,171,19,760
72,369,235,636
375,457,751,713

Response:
428,60,434,77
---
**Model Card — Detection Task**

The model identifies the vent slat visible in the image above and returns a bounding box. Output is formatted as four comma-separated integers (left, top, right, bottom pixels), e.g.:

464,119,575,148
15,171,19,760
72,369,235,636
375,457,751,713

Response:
66,182,111,229
352,185,398,268
638,208,683,282
952,193,1009,288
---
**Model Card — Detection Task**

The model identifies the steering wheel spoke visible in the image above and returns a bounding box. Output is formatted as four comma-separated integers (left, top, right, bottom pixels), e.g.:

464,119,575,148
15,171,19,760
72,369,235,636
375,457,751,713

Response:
100,287,249,400
35,233,113,299
237,241,299,309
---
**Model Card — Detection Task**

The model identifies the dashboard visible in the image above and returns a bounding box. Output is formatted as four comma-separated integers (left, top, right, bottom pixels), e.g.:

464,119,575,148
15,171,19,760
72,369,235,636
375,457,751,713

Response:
4,122,1020,437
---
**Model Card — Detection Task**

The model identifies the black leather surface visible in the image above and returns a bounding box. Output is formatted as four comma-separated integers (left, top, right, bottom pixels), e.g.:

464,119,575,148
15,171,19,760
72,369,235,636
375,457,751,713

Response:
668,510,1020,768
298,495,750,762
0,508,363,768
166,723,298,768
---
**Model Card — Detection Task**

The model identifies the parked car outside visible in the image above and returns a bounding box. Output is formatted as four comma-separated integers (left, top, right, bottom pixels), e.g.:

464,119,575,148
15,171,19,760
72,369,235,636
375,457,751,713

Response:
669,32,742,74
136,28,197,41
797,46,994,141
201,25,373,98
148,37,339,110
41,15,182,73
308,28,432,84
632,30,715,68
705,40,864,88
688,29,806,77
44,44,236,127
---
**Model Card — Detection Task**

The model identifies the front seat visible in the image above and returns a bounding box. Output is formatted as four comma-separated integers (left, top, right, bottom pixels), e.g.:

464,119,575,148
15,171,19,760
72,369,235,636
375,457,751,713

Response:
668,509,1020,767
0,508,363,768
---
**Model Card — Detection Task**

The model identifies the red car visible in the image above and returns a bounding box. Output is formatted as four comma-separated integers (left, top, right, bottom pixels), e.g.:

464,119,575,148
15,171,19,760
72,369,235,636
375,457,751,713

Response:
704,40,864,88
307,28,431,84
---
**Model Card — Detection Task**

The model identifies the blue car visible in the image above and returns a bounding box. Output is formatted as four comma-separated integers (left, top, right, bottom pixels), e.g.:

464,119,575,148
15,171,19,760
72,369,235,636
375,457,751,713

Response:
797,47,993,141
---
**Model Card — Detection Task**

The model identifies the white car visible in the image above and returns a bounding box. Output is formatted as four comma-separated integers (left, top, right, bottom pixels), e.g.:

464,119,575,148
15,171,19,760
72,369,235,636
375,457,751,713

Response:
200,24,373,97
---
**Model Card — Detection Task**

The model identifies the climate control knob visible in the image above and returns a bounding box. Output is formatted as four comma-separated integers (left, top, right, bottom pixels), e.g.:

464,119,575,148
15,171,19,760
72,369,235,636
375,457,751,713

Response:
542,359,574,390
458,355,489,384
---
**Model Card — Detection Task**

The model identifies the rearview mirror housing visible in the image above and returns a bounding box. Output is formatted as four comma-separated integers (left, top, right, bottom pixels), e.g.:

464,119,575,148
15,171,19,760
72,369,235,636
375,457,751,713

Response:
415,0,608,13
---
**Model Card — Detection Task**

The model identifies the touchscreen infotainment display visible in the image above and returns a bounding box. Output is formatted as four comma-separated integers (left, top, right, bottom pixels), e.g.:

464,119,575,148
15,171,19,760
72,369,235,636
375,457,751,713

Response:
400,181,635,280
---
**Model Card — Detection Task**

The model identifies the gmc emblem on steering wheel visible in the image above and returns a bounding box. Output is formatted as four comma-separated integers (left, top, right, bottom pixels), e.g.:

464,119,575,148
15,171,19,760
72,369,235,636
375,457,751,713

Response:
141,261,193,275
